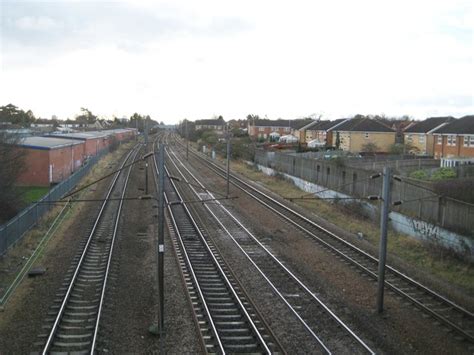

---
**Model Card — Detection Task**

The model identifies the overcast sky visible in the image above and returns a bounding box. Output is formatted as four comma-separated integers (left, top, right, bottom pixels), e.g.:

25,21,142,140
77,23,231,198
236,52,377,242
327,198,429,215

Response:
1,0,473,123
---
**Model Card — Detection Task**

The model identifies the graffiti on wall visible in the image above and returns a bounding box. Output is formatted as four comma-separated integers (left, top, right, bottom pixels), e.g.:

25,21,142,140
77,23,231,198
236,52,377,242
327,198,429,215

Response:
411,219,440,239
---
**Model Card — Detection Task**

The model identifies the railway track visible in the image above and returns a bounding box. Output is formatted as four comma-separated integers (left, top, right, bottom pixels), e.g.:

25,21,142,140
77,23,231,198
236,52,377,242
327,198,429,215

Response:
167,145,375,354
172,135,474,345
35,145,140,354
153,139,282,354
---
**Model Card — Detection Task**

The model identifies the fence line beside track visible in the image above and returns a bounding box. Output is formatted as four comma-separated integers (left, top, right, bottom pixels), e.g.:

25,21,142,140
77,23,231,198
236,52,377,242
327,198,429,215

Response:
0,149,109,256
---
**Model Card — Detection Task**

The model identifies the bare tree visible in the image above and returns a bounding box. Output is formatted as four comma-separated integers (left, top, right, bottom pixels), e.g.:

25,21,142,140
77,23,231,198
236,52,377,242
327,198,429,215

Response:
0,132,26,222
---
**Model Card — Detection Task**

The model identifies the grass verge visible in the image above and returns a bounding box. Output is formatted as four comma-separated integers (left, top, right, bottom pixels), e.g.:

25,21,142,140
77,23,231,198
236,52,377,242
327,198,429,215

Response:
16,186,50,204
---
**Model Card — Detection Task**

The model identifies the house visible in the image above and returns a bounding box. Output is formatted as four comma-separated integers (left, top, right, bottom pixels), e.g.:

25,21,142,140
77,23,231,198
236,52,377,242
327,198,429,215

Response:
195,117,226,131
301,119,347,145
247,119,292,140
329,117,396,153
432,116,474,165
403,116,454,155
290,119,314,142
15,137,85,186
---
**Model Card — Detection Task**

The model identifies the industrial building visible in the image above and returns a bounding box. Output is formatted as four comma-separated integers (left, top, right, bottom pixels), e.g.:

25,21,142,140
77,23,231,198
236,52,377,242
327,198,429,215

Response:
16,137,84,186
49,131,111,158
15,129,137,187
103,128,137,141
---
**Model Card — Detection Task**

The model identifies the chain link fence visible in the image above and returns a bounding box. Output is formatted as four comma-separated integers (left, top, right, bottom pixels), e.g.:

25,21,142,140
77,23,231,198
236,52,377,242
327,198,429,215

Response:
0,149,108,256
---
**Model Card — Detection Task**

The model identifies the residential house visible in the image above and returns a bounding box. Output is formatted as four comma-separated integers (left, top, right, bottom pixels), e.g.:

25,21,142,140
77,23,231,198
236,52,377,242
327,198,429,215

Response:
403,116,454,155
302,119,347,145
290,119,314,142
247,119,292,140
329,117,396,153
195,117,226,131
432,116,474,165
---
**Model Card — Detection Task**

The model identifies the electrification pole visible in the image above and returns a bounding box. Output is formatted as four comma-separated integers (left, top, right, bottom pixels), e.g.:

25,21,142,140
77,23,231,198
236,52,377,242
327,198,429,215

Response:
185,120,189,160
157,143,165,335
376,166,391,313
145,117,149,194
226,128,231,197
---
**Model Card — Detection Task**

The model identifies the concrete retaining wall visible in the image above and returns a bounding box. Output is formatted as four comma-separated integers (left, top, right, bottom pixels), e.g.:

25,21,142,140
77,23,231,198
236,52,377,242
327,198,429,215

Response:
250,162,474,260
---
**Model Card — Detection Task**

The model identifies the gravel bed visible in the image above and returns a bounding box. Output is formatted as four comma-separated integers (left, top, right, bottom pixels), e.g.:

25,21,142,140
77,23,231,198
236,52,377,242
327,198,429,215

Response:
176,148,471,354
0,171,111,353
99,152,201,353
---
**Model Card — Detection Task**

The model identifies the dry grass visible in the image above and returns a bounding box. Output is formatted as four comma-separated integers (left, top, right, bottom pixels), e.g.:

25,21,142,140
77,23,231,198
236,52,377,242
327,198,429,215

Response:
231,160,474,294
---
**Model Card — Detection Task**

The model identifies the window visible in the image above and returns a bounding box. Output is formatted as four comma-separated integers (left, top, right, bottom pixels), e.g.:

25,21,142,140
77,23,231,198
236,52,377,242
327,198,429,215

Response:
447,135,456,146
364,132,369,139
259,127,264,132
419,134,425,144
406,134,412,142
437,135,442,145
464,135,474,147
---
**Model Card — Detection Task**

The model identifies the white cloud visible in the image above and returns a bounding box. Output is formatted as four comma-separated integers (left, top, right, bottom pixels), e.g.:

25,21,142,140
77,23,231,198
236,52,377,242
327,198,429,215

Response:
15,16,61,31
1,0,473,122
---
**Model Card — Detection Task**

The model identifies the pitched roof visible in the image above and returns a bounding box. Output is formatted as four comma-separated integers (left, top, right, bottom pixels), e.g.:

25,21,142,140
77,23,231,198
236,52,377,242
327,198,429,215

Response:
331,117,395,132
195,118,225,126
404,117,454,133
291,119,314,130
433,116,474,134
294,118,348,131
252,119,291,127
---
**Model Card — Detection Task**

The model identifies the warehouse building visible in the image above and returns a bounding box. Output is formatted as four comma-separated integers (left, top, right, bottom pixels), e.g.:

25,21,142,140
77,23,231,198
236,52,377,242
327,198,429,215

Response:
16,137,84,186
103,128,137,141
49,131,111,158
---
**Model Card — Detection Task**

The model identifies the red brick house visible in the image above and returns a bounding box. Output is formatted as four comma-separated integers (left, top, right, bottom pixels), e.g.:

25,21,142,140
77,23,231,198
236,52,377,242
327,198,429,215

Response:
195,117,226,131
247,119,292,140
433,116,474,165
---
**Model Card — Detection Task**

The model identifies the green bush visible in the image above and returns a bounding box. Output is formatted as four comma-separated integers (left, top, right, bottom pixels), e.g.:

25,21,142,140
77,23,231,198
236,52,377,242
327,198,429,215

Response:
431,167,456,181
409,170,429,180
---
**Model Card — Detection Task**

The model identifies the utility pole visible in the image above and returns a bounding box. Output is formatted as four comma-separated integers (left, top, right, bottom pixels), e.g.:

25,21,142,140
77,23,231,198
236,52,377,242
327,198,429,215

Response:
185,120,189,160
145,117,149,194
377,166,391,313
157,144,165,336
226,127,231,197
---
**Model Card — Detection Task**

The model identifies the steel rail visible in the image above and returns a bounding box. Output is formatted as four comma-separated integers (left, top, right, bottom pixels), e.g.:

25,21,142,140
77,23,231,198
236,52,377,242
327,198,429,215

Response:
90,147,139,350
153,140,224,353
165,166,271,353
164,160,272,354
172,136,474,343
168,147,374,354
156,141,273,354
41,146,139,354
